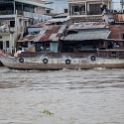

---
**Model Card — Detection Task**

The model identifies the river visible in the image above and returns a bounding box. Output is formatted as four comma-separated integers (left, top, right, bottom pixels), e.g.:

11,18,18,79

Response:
0,67,124,124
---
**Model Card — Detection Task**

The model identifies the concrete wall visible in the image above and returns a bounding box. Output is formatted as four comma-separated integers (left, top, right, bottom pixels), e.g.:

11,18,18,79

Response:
0,34,10,42
34,7,46,14
0,34,10,52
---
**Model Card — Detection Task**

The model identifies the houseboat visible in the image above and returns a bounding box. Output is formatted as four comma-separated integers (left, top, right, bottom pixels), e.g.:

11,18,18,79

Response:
1,22,124,70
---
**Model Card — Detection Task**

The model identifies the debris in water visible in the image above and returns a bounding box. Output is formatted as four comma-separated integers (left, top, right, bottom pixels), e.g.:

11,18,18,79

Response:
42,109,54,115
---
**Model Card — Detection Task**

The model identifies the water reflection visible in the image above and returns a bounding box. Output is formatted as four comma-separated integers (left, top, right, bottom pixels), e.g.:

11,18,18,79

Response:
0,67,124,124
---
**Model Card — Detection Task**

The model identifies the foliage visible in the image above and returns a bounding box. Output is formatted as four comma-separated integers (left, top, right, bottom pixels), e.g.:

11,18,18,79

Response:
42,109,54,115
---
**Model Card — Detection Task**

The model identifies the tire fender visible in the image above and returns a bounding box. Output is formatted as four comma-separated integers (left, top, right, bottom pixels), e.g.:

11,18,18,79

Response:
43,58,48,64
90,56,96,61
65,59,71,64
19,58,24,63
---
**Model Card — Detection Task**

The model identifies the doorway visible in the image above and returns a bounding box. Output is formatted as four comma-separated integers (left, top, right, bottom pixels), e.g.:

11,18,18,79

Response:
0,41,3,50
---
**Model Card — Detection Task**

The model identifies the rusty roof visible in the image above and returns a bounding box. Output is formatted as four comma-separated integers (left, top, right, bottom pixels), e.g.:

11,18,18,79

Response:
31,18,71,27
17,35,37,42
34,25,67,42
68,22,109,30
113,14,124,23
109,25,124,39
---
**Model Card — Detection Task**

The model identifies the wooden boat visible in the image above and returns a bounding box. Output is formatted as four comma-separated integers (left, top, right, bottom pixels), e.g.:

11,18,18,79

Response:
1,49,124,70
1,23,124,70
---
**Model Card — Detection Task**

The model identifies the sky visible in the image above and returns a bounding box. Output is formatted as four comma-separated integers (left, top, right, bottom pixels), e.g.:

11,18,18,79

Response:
113,0,121,9
47,0,121,13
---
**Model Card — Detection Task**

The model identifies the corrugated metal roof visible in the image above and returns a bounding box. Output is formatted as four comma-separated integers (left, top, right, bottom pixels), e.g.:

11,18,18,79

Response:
48,18,71,23
14,0,52,9
31,18,71,27
61,30,111,41
17,35,37,42
113,14,124,23
34,25,66,42
53,13,69,18
68,22,109,30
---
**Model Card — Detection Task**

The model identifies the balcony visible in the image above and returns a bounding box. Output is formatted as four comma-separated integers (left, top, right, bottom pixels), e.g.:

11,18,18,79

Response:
23,11,52,21
87,11,102,15
0,10,14,15
70,10,102,16
0,10,52,21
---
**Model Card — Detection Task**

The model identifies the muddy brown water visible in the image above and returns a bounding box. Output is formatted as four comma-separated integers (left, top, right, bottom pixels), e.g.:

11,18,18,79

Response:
0,67,124,124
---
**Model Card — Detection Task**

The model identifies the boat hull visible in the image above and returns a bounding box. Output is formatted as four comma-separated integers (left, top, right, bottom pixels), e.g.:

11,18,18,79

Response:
1,54,124,69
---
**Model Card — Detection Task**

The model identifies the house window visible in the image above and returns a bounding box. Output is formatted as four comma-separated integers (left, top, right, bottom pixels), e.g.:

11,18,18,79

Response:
74,6,79,12
89,4,101,15
0,41,3,50
64,9,68,13
10,21,15,27
31,41,33,44
46,10,50,14
6,41,9,48
0,36,2,39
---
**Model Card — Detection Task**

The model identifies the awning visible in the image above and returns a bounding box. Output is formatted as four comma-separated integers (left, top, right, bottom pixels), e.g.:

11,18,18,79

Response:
14,0,53,10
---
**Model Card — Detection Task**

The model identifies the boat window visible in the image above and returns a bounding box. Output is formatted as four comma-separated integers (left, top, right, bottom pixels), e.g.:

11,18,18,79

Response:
61,40,102,52
113,42,119,48
107,42,113,49
112,52,116,54
45,43,50,52
122,33,124,39
35,43,51,52
111,51,117,57
119,42,124,48
35,43,44,52
50,43,58,53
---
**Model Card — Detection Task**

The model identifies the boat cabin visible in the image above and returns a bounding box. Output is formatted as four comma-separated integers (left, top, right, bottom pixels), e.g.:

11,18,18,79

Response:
33,25,66,53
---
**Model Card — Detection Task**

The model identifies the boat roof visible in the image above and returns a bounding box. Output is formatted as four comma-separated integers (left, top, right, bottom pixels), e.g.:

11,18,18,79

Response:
34,25,67,42
61,29,111,41
17,35,37,42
